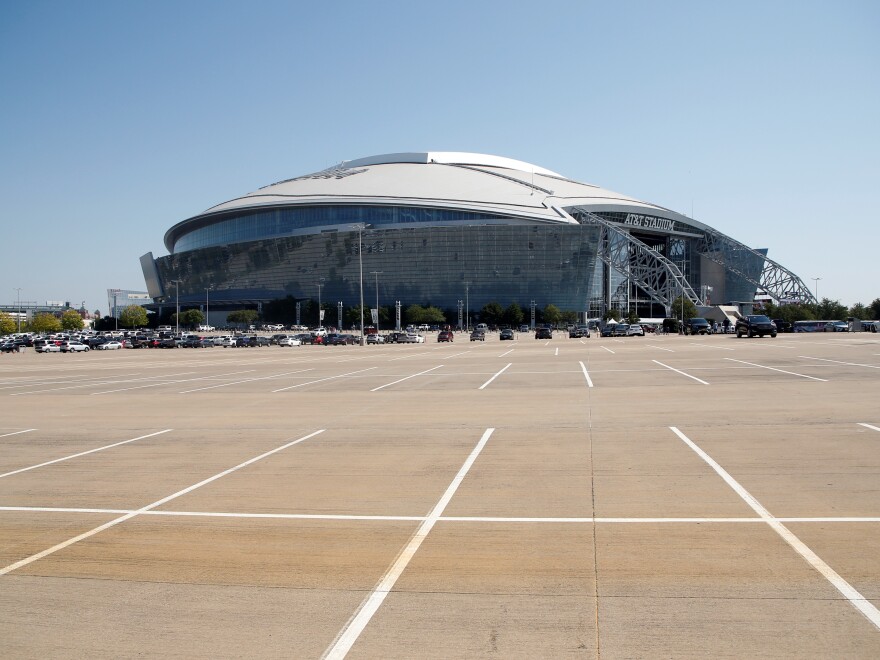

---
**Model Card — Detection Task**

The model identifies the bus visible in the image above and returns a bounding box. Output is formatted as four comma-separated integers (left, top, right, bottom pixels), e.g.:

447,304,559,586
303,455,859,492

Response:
792,320,836,332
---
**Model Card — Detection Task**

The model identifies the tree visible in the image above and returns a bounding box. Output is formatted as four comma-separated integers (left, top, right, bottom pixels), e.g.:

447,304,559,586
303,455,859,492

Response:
227,309,259,326
870,298,880,320
502,302,524,327
0,311,15,335
626,310,640,324
670,296,698,322
815,298,848,320
603,307,621,322
849,303,867,320
479,302,504,327
30,313,62,333
542,304,562,327
118,305,148,328
60,309,85,331
560,310,578,325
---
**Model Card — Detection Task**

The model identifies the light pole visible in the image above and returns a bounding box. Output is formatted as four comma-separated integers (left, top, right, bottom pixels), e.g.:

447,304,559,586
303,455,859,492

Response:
465,282,470,331
812,277,822,303
370,270,382,332
111,289,120,331
170,280,182,334
206,286,212,328
353,223,366,345
13,287,22,333
315,279,324,328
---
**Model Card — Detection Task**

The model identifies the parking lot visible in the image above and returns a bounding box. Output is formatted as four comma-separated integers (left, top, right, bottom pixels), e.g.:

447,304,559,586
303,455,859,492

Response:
1,331,879,658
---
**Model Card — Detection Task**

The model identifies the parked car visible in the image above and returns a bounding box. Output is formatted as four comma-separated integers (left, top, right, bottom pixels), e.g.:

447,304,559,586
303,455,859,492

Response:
277,337,302,346
772,319,793,333
470,330,486,341
736,315,777,338
600,324,616,337
219,336,236,347
685,318,711,335
98,341,123,350
499,329,514,340
438,330,454,342
535,327,552,339
823,320,848,332
400,333,425,343
611,323,630,337
366,334,385,344
60,340,90,352
626,324,645,337
326,334,355,345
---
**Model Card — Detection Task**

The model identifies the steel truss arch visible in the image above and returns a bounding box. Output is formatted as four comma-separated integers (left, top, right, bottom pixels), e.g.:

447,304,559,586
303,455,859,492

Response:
568,208,703,313
696,228,816,304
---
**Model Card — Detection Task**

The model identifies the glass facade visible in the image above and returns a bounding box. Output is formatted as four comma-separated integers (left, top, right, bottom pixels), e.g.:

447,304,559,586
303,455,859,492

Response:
155,223,600,313
172,205,532,253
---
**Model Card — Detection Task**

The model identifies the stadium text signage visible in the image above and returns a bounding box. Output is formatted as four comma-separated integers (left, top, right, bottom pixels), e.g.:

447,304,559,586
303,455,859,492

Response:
623,214,676,232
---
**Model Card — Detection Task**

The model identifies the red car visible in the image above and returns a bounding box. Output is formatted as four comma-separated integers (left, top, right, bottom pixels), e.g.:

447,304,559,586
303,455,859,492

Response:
437,330,454,342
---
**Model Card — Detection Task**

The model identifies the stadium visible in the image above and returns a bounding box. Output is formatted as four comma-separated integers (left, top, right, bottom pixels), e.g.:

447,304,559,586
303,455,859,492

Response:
140,152,815,325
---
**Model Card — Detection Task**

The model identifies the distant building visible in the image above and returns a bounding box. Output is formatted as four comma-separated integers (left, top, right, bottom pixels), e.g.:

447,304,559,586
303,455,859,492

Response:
107,289,151,318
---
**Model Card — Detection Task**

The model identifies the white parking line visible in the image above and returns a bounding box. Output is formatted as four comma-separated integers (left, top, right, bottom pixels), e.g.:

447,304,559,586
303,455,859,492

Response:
858,423,880,432
689,342,735,351
0,429,36,439
670,426,880,631
601,346,615,354
179,369,313,393
10,372,197,396
478,363,512,390
324,428,495,659
272,367,377,392
0,429,173,479
390,351,432,361
91,370,257,395
800,356,880,369
0,429,325,577
647,344,674,352
371,365,444,392
4,506,880,525
555,347,559,356
579,361,594,388
724,358,828,381
652,360,709,385
498,349,514,357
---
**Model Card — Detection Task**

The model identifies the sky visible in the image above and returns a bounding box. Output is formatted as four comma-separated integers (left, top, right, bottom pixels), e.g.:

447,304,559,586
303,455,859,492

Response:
1,0,878,314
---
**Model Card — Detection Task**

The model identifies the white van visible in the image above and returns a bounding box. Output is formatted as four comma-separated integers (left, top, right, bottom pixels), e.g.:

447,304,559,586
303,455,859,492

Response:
475,323,488,333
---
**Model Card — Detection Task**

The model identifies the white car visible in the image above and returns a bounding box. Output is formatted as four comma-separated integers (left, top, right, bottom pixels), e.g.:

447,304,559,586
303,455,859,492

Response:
98,341,123,350
40,342,62,353
219,337,237,348
401,333,425,343
277,337,302,346
626,324,645,336
61,341,90,352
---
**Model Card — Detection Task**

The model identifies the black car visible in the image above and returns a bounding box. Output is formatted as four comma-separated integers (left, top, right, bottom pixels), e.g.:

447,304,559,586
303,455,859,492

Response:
535,328,552,339
685,318,711,335
499,329,514,340
772,319,792,333
736,315,777,338
600,324,616,337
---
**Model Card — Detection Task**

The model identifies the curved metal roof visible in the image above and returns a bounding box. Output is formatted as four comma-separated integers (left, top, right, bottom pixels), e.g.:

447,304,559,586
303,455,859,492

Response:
164,152,698,253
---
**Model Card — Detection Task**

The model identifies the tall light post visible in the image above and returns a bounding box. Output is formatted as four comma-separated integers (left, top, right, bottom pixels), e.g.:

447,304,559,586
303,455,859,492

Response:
352,223,366,345
315,279,324,328
370,270,382,332
812,277,822,303
170,280,182,334
13,287,22,333
464,282,470,331
205,286,212,328
111,289,120,331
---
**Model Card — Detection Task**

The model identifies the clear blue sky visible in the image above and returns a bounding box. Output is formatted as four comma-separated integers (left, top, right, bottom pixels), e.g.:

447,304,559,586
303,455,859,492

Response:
1,0,877,314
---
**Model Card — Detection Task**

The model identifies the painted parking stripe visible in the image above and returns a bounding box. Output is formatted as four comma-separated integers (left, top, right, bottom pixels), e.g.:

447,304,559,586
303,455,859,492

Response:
0,429,173,479
0,429,325,577
478,363,511,390
579,361,594,388
671,426,880,631
800,356,880,369
371,365,444,392
179,369,313,393
859,423,880,432
324,428,495,659
0,429,36,439
92,370,257,395
10,372,197,396
498,349,514,357
647,344,674,352
724,358,827,381
272,367,376,392
652,360,709,385
601,346,615,354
